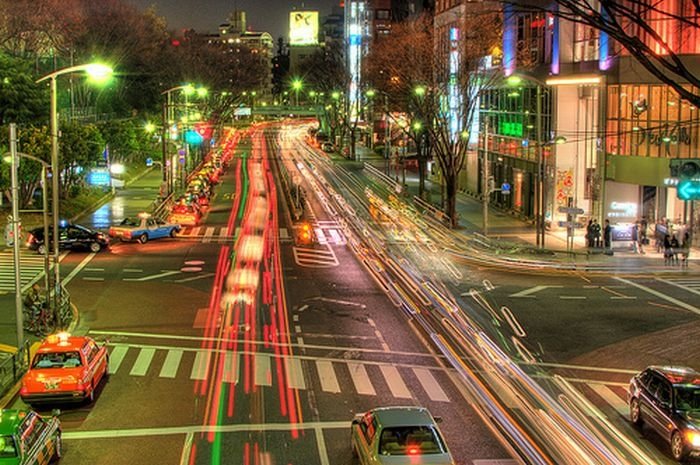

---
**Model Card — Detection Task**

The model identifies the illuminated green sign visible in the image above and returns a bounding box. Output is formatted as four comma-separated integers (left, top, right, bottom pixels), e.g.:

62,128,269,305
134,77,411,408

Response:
677,180,700,200
499,121,523,137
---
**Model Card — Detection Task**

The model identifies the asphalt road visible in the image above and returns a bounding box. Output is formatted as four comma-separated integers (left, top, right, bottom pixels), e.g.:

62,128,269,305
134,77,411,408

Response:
9,123,700,465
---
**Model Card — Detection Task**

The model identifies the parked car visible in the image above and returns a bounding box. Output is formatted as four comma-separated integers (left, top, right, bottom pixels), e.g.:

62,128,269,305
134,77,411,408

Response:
20,333,109,406
27,222,109,254
168,201,202,227
108,213,180,244
351,406,454,464
321,141,335,153
0,409,62,463
629,366,700,461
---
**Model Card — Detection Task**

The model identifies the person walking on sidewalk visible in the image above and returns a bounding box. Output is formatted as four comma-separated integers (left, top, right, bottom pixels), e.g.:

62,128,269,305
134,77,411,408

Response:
655,218,667,252
664,234,673,265
636,220,646,254
604,219,612,251
680,230,691,267
586,220,594,248
591,219,602,248
671,234,680,265
631,222,640,253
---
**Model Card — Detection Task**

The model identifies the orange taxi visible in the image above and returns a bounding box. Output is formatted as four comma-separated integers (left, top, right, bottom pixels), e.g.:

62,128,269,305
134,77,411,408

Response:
20,333,109,406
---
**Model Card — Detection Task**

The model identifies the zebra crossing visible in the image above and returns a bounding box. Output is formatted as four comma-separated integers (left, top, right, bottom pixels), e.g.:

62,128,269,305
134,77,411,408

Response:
105,343,451,402
176,224,347,246
0,250,49,293
656,276,700,295
293,246,339,267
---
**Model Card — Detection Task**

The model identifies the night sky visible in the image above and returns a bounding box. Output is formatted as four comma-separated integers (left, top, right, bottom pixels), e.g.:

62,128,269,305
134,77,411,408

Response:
126,0,340,40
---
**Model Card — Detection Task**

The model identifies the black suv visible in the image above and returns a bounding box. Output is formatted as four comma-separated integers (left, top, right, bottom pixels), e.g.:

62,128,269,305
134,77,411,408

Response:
27,223,109,254
628,366,700,461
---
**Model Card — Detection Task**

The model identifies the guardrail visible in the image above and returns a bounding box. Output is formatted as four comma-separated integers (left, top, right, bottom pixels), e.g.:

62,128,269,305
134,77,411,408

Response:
0,342,30,400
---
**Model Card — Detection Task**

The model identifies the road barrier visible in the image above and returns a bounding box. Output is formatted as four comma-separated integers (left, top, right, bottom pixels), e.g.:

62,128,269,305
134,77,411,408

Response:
0,342,30,402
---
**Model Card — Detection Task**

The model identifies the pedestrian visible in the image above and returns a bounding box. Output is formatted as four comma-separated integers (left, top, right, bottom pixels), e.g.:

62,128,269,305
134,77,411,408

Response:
680,230,691,267
631,222,639,253
640,216,648,246
655,219,666,252
636,220,646,254
591,219,601,248
586,219,594,248
670,234,680,265
604,219,612,251
664,234,673,265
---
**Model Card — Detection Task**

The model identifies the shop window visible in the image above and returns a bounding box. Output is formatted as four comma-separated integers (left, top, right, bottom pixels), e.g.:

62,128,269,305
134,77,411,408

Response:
573,22,599,62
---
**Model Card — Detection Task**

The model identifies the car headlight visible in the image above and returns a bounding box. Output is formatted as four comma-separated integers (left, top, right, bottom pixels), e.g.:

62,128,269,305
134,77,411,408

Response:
687,431,700,447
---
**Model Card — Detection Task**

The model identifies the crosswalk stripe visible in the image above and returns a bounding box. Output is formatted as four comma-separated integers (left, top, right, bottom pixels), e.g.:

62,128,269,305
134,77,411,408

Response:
285,357,306,390
315,228,327,244
130,348,155,376
219,228,229,239
316,360,340,393
108,346,129,374
255,353,272,386
380,365,412,399
190,351,210,380
222,352,239,384
328,229,342,244
190,227,201,237
202,227,215,243
279,228,289,239
590,384,628,416
413,368,449,402
159,350,183,378
348,362,376,395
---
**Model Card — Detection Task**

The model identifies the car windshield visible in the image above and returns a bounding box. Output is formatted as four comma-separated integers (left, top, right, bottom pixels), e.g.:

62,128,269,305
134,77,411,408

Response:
120,218,139,226
675,386,700,411
33,351,82,369
378,426,445,456
0,435,17,458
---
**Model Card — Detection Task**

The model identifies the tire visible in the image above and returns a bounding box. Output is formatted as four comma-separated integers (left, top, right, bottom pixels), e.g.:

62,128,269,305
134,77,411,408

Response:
89,242,101,253
169,228,178,238
52,432,62,462
87,382,95,403
37,244,47,255
671,431,688,462
630,398,643,426
138,233,148,244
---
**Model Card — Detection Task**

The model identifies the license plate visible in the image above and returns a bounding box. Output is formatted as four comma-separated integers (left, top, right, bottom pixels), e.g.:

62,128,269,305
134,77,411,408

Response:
44,381,59,390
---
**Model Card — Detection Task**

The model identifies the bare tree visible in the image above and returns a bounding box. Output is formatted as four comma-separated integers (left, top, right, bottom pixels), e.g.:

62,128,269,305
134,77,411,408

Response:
367,10,500,226
507,0,700,107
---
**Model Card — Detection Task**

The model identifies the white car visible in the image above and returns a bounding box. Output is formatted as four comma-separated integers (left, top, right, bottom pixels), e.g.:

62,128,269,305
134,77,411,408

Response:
351,406,455,464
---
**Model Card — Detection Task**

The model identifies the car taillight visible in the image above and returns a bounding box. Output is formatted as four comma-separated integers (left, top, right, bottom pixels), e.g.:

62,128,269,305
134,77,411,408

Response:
407,445,420,455
19,385,28,395
26,233,34,244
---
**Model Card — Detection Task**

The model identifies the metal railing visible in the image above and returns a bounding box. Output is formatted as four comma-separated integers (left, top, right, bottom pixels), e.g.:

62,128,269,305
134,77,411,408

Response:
0,341,30,400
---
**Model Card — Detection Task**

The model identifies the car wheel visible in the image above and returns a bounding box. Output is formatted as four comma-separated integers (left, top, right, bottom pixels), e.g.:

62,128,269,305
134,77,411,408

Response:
671,431,687,461
170,228,178,238
630,398,643,426
37,244,47,255
52,432,62,462
88,382,95,403
89,242,101,253
138,233,148,244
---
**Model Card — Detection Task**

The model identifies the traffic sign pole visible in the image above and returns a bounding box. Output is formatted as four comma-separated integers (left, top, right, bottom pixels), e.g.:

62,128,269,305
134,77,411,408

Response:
9,124,24,347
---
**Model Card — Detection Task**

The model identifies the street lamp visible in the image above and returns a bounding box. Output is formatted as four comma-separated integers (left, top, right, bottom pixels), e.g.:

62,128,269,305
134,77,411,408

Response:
36,62,113,316
291,79,303,106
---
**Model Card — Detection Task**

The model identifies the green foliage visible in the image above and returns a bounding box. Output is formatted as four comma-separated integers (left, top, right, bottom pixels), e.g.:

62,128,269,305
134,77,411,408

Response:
59,123,105,195
0,53,47,124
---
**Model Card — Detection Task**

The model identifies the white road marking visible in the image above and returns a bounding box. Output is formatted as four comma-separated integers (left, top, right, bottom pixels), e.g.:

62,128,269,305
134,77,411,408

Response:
124,270,181,282
315,360,340,393
328,229,342,244
509,285,563,298
297,304,308,312
656,277,700,297
315,425,331,465
179,432,194,465
315,228,327,244
414,367,449,402
82,277,104,281
590,384,628,416
222,352,239,384
160,350,183,378
380,365,412,399
130,348,155,376
309,297,366,308
615,277,700,315
63,252,97,285
190,227,201,237
219,228,229,240
559,296,587,300
202,227,215,243
123,269,142,273
62,420,352,440
173,272,215,283
108,346,129,374
285,357,306,390
190,351,210,380
255,353,272,386
348,363,375,395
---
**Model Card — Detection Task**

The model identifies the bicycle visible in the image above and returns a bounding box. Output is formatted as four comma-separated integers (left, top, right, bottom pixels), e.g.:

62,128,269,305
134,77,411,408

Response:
22,301,53,337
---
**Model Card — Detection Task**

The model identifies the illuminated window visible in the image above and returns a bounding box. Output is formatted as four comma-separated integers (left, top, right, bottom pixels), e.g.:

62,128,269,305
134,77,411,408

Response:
573,22,599,62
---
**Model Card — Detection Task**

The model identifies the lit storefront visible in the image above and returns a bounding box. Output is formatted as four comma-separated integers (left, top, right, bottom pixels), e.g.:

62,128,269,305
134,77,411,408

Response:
605,83,699,225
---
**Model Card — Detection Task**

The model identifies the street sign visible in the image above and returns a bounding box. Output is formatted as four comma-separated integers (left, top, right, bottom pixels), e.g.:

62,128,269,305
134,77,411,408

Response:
677,180,700,200
501,182,511,194
145,157,153,167
558,206,584,215
558,221,583,228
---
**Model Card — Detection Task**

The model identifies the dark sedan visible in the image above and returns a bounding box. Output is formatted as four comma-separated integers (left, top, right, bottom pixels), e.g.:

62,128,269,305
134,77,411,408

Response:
629,366,700,461
27,222,109,254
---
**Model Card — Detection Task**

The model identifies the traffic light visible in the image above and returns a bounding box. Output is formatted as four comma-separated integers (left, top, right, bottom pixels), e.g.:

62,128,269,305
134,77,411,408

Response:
670,159,700,200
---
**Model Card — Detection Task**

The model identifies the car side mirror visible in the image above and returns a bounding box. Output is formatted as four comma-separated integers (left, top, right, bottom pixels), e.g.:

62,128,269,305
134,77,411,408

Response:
433,416,443,423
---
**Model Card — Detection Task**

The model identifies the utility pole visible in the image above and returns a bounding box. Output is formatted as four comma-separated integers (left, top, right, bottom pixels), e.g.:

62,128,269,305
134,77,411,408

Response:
9,124,24,347
483,118,490,236
535,84,544,248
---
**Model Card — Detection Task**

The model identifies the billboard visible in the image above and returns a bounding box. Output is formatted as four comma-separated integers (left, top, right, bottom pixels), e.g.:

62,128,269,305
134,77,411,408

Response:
289,11,318,46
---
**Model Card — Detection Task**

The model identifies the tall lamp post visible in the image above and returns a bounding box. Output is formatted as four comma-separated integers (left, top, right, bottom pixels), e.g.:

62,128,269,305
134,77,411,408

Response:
36,63,113,315
291,79,303,107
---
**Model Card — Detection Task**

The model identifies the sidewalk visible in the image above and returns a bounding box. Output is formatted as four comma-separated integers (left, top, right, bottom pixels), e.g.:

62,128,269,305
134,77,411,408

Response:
347,147,699,271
